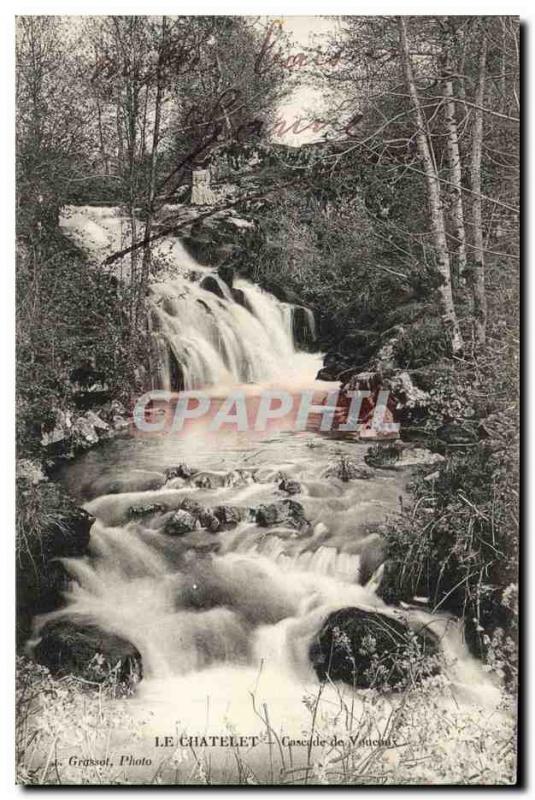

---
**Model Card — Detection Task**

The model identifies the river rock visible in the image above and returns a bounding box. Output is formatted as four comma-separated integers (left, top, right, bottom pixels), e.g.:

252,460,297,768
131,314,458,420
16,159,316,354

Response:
217,264,235,288
357,533,385,586
309,607,439,689
213,505,248,528
191,471,223,488
165,463,197,481
179,497,205,517
232,288,252,311
365,442,444,470
164,509,198,535
128,502,166,518
278,478,302,495
325,458,374,482
255,500,308,531
198,511,221,533
223,469,256,488
200,275,227,299
398,448,444,468
34,620,142,687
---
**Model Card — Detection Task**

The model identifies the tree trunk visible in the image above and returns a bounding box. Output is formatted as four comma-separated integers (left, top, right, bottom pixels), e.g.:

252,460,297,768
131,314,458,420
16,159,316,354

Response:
470,29,487,347
442,58,468,286
398,17,463,354
140,16,167,305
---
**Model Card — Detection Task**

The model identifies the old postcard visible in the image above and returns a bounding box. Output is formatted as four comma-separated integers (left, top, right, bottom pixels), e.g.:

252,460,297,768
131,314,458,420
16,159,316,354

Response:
15,13,519,786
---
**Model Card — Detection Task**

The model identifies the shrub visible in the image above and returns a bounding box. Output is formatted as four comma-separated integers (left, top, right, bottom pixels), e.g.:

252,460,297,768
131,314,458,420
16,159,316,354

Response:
379,440,518,671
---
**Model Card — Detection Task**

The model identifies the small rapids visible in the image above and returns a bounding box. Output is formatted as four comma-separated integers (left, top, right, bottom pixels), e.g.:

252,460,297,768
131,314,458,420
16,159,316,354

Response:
50,430,501,739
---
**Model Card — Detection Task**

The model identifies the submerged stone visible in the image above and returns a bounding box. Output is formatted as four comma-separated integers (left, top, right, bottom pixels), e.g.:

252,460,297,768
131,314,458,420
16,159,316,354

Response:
278,478,302,495
128,502,166,518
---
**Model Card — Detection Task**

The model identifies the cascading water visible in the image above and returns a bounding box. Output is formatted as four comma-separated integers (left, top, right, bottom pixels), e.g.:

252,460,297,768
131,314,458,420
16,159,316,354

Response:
149,276,317,390
41,205,504,781
60,204,318,391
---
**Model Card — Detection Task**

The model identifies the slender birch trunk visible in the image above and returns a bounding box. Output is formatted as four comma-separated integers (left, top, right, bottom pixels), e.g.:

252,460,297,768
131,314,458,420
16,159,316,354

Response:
470,29,488,347
442,56,468,287
398,17,463,354
140,17,167,304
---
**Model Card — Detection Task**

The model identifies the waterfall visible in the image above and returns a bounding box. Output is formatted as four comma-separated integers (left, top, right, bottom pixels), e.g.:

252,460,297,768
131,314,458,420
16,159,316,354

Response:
59,204,318,391
149,276,317,390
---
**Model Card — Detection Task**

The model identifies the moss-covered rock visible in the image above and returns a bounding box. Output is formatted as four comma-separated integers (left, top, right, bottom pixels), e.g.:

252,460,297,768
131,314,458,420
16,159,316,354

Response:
309,607,440,690
33,620,142,688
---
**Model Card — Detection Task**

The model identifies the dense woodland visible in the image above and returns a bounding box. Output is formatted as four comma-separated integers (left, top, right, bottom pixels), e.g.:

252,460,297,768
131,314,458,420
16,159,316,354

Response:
16,15,519,784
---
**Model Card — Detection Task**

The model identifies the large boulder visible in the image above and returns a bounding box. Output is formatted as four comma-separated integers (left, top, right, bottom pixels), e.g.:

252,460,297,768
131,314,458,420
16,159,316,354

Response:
309,607,439,689
177,498,224,532
337,369,429,433
34,620,142,688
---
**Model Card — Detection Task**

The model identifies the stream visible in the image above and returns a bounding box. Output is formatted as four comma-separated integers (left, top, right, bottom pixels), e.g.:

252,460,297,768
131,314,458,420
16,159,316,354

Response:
28,206,504,783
